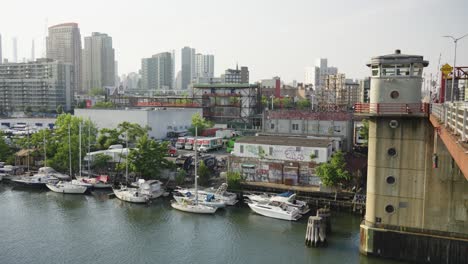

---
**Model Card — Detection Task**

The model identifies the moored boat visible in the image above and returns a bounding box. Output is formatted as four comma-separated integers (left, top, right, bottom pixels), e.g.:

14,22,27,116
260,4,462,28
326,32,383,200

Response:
170,199,217,214
247,201,302,221
46,181,88,194
244,191,310,215
113,186,149,203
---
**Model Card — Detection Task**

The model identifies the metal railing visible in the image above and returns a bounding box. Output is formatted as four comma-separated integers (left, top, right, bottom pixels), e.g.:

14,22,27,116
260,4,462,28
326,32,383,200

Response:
431,102,468,142
354,103,430,115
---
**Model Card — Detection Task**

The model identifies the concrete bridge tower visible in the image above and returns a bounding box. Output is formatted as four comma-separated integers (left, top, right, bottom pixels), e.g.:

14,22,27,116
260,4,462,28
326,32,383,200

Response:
358,50,468,263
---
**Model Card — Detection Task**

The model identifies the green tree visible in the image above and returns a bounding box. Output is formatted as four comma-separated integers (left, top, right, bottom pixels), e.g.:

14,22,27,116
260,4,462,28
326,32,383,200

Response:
93,101,115,109
315,151,351,199
89,87,106,96
281,97,293,108
273,98,281,109
175,169,187,186
359,119,369,146
0,132,13,162
76,100,87,109
296,99,311,110
46,114,98,175
188,113,213,135
56,105,63,114
24,106,33,116
227,171,242,191
97,122,148,149
92,153,112,174
197,162,210,186
125,134,173,179
261,96,268,108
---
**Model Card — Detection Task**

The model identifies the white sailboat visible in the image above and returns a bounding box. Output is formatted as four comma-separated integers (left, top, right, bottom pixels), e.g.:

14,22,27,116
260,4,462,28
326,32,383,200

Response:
171,127,218,214
177,183,238,206
113,131,149,204
75,124,112,189
46,123,89,194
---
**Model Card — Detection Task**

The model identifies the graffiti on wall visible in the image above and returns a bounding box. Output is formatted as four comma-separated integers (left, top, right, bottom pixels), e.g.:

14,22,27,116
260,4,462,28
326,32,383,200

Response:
284,147,305,161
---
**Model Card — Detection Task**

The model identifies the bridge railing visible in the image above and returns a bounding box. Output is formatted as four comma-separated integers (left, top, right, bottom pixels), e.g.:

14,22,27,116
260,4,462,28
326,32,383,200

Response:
431,102,468,142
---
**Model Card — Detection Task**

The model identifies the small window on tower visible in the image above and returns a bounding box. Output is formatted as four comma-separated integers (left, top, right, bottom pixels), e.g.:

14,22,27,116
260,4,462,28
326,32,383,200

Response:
390,91,400,99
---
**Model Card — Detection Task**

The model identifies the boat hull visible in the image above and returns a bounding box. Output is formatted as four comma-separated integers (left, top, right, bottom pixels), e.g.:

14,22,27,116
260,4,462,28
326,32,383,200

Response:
171,201,217,214
248,203,301,221
113,188,148,203
46,183,88,194
173,196,226,208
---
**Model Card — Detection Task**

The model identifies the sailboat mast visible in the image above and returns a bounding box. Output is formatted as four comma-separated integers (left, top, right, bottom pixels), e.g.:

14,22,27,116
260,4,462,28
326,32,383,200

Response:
88,122,91,176
68,123,72,177
79,122,82,177
195,126,198,205
43,130,46,167
125,131,128,183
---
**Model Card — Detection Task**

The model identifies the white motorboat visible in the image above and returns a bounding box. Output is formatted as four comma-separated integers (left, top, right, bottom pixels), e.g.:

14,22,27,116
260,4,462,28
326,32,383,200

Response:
170,199,217,214
46,181,88,194
244,191,310,215
113,186,149,203
247,201,302,221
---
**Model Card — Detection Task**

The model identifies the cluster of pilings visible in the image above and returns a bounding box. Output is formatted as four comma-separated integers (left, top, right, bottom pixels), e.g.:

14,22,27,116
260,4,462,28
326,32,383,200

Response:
305,208,331,247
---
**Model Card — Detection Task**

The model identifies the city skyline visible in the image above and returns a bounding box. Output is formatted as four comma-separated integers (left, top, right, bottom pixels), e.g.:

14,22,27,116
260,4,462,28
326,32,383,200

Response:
0,0,467,83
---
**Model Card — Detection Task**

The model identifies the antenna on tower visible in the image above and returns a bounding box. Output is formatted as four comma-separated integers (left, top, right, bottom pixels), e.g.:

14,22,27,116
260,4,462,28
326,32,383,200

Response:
31,39,35,61
43,17,48,57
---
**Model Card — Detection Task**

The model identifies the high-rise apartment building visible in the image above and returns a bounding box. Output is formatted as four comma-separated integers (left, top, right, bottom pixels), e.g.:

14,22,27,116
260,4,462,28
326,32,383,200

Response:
195,53,214,78
181,46,195,90
0,33,2,64
304,58,338,90
46,23,82,94
0,59,73,114
141,52,174,91
82,32,115,92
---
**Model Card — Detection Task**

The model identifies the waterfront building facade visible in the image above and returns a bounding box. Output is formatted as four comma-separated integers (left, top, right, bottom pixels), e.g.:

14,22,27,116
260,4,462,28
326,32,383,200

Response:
46,23,82,94
263,110,353,151
230,136,334,186
82,32,115,93
0,59,73,114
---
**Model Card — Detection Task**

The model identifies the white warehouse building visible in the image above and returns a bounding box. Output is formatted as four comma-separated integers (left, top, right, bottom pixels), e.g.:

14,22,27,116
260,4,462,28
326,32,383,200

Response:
75,108,202,139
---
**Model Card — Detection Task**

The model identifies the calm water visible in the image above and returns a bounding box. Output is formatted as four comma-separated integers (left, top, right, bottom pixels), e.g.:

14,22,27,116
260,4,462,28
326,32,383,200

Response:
0,184,403,264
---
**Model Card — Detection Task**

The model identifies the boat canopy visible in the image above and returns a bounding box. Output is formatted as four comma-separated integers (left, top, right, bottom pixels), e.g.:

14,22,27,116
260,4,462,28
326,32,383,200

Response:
277,191,294,197
205,194,215,202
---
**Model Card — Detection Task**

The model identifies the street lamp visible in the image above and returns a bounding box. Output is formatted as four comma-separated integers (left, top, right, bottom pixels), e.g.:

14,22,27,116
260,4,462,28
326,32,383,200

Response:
443,33,468,102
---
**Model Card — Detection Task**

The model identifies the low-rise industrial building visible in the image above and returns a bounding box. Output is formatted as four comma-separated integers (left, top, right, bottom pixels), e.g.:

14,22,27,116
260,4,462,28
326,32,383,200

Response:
263,110,354,151
75,108,201,139
230,136,336,186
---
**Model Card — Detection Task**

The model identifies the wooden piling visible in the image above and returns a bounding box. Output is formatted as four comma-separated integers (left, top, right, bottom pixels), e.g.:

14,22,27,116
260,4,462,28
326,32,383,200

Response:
305,216,327,247
316,208,331,235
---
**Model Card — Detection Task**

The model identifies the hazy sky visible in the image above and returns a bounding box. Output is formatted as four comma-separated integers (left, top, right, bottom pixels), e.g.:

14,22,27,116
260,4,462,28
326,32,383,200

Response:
1,0,467,83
